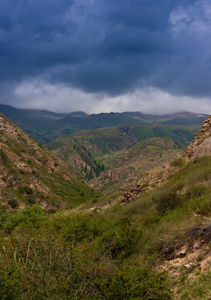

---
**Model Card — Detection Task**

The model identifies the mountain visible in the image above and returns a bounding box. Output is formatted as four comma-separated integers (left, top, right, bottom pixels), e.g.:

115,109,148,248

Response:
46,138,105,181
41,111,208,142
90,137,183,194
0,104,207,143
45,123,198,184
47,135,182,190
119,115,211,204
0,114,211,299
0,113,100,210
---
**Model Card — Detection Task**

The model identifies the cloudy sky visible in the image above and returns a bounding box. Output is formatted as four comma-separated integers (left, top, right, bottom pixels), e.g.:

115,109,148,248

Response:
0,0,211,114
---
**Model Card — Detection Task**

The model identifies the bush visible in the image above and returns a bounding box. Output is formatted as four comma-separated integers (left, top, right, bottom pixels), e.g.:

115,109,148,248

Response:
184,185,206,200
8,199,19,209
156,185,183,214
18,185,33,195
0,149,11,167
98,216,142,259
26,196,36,205
4,205,48,233
0,226,172,300
170,157,184,167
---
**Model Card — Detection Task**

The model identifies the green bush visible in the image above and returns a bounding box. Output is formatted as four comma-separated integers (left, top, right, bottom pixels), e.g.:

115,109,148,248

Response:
98,216,142,259
156,185,183,214
8,199,19,209
26,196,36,205
18,185,33,195
184,185,206,200
4,205,48,233
0,230,172,300
0,149,11,167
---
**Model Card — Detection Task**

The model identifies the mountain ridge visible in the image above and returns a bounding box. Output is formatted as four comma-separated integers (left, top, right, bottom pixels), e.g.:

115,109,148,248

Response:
0,104,207,143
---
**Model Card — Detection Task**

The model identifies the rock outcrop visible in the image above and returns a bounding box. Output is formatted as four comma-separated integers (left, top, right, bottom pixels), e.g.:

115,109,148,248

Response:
121,183,141,205
183,115,211,159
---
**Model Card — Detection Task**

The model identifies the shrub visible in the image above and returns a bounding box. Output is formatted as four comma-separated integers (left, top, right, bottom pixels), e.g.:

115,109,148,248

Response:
156,185,183,214
184,185,206,200
98,216,142,259
4,205,48,233
18,185,33,195
0,149,11,167
170,157,184,167
26,196,36,205
8,199,19,209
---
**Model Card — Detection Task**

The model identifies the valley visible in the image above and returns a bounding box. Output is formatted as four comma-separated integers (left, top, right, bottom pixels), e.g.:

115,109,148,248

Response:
0,106,211,299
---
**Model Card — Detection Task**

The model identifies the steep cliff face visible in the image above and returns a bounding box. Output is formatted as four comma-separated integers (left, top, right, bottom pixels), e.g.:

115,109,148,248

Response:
183,115,211,159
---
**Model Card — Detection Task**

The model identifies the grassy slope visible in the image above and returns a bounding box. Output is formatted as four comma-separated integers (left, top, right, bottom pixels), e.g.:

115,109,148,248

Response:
46,123,200,156
91,137,183,195
0,153,211,298
45,124,200,189
0,114,100,210
0,112,210,299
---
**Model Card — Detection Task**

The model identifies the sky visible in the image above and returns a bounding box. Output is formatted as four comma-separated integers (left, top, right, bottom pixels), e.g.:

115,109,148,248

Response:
0,0,211,115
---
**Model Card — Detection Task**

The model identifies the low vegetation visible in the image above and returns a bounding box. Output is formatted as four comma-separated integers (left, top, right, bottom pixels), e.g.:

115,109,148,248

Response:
0,114,100,210
0,112,211,299
0,154,211,299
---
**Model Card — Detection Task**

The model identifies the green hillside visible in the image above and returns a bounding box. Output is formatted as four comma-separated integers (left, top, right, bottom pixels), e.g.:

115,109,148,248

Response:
0,147,211,299
45,124,198,187
0,104,206,143
0,113,211,299
90,137,183,194
47,138,105,181
47,123,199,157
0,113,100,210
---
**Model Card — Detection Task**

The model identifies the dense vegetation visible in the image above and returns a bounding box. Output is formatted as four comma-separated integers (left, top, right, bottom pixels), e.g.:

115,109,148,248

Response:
0,109,211,299
0,155,211,299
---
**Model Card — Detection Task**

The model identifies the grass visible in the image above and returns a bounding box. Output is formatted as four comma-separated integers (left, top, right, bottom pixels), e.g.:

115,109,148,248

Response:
178,271,211,299
0,206,172,299
1,113,211,299
0,116,101,210
0,152,211,298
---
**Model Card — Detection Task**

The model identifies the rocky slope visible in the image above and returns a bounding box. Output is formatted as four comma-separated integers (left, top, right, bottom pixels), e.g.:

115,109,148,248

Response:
183,115,211,159
120,115,211,204
0,114,99,210
90,137,182,195
47,139,105,181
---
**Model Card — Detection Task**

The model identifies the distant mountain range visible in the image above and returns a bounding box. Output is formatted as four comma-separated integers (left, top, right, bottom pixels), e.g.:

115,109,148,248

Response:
0,104,207,144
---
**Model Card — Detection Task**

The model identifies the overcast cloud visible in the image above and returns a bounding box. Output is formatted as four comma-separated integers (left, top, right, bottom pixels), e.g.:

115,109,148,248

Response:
0,0,211,114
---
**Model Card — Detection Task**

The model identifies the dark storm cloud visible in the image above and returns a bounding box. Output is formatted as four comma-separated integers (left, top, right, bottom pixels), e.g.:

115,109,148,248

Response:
1,0,211,100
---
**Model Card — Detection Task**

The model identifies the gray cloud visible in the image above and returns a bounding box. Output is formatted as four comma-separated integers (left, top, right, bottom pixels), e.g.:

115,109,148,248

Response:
0,0,211,112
